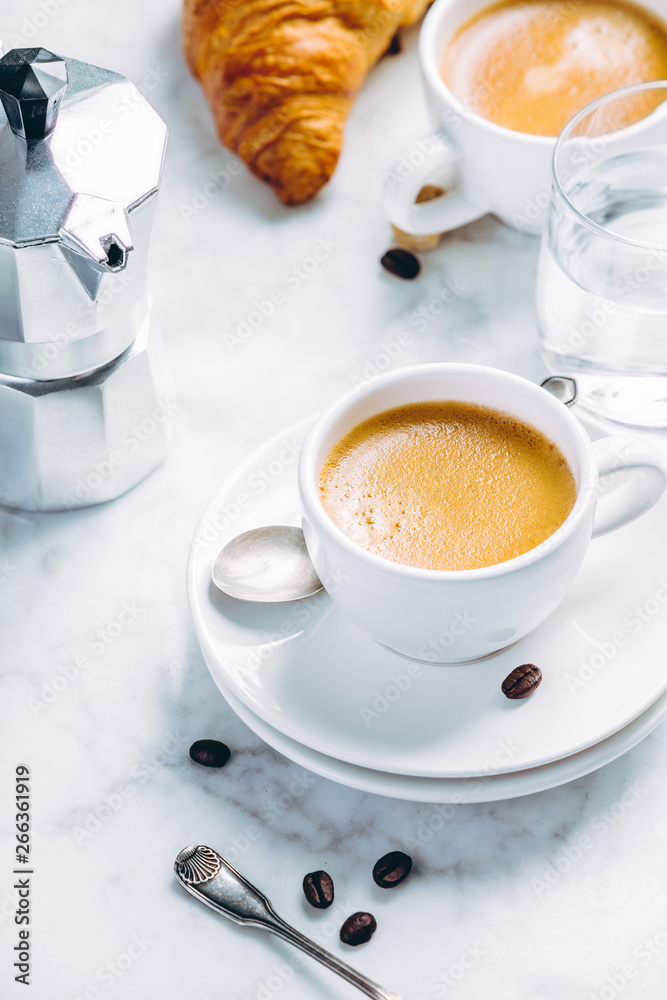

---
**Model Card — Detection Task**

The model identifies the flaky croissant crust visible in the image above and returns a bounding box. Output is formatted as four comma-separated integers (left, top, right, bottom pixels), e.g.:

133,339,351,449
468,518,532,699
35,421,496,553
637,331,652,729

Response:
183,0,431,204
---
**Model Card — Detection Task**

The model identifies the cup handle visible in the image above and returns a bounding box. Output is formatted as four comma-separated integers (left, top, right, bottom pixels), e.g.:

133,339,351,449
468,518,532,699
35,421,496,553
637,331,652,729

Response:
381,129,486,236
591,435,667,538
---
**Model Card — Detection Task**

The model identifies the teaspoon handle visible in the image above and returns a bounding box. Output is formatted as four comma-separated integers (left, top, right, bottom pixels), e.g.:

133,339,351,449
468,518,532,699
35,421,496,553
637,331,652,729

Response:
174,845,403,1000
265,913,403,1000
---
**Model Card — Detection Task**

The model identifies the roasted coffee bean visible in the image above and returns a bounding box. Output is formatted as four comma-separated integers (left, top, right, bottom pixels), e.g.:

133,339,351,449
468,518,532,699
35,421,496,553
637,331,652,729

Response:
372,850,412,888
501,663,543,700
189,739,231,767
385,32,401,55
380,248,421,280
302,870,334,909
340,911,377,946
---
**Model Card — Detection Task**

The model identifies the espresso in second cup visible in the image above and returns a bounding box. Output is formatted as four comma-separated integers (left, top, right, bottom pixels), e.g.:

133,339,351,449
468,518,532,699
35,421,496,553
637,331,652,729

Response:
318,401,576,571
440,0,667,136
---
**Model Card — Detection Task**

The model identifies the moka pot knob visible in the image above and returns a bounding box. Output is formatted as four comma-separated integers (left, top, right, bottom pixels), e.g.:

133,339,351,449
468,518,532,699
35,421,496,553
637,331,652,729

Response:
0,47,67,140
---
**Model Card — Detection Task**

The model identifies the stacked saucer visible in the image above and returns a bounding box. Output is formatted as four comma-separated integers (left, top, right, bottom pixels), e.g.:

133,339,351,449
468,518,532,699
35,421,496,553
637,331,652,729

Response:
187,418,667,803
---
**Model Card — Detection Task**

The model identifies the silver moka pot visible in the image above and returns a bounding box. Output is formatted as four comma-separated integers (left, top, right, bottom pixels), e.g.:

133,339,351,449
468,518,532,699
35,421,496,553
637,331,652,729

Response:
0,47,170,511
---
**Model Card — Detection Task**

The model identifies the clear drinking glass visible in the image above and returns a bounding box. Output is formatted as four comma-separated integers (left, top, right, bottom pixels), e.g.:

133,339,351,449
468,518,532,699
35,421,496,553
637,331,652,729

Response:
536,81,667,428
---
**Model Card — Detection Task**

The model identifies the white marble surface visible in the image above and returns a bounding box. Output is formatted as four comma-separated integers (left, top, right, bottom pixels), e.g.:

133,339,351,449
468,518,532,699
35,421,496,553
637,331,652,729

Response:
2,3,667,999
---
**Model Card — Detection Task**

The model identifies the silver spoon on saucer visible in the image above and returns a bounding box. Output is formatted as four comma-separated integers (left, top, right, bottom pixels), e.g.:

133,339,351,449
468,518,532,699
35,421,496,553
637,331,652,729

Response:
174,845,403,1000
211,525,323,603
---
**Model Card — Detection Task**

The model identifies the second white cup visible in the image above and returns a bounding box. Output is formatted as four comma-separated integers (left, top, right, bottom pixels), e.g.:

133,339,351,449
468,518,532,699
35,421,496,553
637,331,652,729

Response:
382,0,667,237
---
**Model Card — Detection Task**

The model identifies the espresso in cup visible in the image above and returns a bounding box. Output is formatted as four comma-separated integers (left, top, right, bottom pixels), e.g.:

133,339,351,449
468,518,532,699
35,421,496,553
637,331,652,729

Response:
318,401,576,571
440,0,667,136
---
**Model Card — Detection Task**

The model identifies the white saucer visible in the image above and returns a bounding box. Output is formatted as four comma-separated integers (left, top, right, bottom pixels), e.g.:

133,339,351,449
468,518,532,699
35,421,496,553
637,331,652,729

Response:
187,418,667,778
205,655,667,803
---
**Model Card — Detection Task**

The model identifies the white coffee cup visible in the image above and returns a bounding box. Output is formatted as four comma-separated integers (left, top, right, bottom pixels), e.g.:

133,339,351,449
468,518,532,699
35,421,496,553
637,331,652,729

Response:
382,0,667,237
298,364,666,663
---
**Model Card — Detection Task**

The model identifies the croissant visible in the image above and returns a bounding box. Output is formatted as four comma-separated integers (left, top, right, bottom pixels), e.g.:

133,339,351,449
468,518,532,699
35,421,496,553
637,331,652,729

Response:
183,0,431,205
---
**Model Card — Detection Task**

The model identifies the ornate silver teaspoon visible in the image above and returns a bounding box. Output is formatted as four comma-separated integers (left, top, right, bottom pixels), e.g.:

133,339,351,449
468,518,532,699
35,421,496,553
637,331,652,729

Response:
174,845,403,1000
211,525,323,603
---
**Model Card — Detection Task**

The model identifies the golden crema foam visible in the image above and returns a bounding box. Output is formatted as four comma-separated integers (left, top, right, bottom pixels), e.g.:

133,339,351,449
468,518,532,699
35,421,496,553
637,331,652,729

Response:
318,401,577,571
440,0,667,137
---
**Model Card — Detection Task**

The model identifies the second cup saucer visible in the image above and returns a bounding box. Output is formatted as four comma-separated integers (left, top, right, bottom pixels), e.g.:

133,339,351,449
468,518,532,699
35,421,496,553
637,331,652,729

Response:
187,417,667,779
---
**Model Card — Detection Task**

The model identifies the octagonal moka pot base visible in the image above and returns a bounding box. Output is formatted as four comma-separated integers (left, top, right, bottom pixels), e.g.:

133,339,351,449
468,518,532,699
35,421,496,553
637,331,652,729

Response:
0,309,173,512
